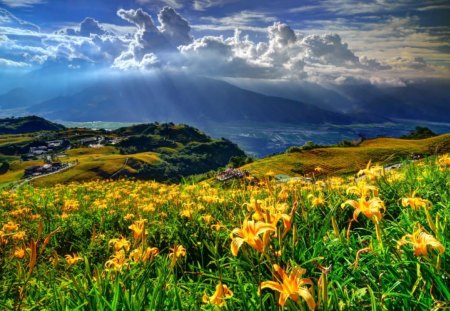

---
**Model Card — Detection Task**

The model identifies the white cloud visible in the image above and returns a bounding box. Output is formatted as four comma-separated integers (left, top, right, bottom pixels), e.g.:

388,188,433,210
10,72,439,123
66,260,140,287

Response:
158,7,193,46
193,0,239,11
0,8,40,32
0,0,45,8
58,17,107,37
0,57,30,67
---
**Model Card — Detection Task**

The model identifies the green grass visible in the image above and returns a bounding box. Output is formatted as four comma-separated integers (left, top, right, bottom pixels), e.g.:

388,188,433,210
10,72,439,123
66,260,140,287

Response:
0,155,448,310
243,134,450,177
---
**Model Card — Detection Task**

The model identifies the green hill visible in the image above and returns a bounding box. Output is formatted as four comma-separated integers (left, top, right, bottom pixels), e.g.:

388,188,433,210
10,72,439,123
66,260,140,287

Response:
242,134,450,177
0,116,65,134
0,119,245,187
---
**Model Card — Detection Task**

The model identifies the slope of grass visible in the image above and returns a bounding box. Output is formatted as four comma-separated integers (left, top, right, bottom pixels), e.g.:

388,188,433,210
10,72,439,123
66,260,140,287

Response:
31,147,160,187
0,156,448,310
243,134,450,177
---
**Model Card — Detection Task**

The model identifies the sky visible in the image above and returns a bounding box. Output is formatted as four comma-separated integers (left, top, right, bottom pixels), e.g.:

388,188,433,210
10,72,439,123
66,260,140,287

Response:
1,0,450,86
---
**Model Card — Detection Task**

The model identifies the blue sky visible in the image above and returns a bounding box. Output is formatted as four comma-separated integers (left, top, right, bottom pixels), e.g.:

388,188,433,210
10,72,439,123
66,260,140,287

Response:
1,0,450,85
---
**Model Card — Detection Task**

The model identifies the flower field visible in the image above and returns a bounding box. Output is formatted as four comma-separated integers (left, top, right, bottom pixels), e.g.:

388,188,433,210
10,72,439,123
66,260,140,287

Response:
0,155,449,310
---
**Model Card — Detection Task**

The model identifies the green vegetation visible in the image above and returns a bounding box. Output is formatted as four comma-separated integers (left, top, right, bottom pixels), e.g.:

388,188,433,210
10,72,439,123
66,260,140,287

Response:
0,116,65,134
0,155,448,310
401,126,437,140
0,119,245,186
244,134,450,177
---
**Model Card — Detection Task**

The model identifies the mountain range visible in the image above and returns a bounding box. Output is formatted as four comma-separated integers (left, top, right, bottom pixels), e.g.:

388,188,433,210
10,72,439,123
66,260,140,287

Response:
0,64,449,125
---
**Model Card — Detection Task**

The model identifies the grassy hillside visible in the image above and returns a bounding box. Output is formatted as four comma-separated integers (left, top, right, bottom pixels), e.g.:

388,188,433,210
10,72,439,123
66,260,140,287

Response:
243,134,450,177
31,147,160,187
0,119,245,186
0,116,65,134
0,155,448,310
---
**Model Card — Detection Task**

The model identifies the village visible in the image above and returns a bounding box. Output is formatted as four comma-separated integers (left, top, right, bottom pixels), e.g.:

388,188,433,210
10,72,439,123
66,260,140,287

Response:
21,135,121,179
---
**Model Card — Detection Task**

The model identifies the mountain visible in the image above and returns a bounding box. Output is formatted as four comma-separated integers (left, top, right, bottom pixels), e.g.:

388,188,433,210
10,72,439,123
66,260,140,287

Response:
229,79,450,123
0,116,65,134
29,74,357,124
0,88,37,109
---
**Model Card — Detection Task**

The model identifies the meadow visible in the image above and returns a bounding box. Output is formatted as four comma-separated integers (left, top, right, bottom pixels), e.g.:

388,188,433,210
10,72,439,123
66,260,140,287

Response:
0,155,449,310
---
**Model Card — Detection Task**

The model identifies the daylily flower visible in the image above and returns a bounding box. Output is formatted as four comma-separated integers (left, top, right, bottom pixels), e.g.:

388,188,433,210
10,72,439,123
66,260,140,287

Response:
260,264,315,310
230,219,276,256
169,244,186,268
341,196,385,223
109,236,131,252
357,161,384,180
401,192,431,210
307,193,325,207
129,247,159,262
2,221,19,232
398,227,445,257
128,219,147,241
105,250,129,271
14,247,26,259
202,281,233,307
65,253,83,266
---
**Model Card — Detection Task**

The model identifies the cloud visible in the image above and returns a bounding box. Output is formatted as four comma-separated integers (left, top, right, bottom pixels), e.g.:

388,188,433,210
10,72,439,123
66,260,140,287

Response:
114,7,190,70
0,57,30,67
0,8,40,32
0,0,45,8
58,17,107,37
158,7,192,46
193,0,239,11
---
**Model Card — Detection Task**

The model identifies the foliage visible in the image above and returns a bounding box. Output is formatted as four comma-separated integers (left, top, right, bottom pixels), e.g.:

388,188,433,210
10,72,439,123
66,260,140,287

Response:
0,155,448,310
401,127,437,140
0,116,65,135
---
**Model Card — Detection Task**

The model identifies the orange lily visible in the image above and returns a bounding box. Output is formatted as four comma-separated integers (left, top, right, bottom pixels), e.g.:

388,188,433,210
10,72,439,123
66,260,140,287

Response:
128,219,147,241
401,192,431,210
65,253,83,266
307,193,325,207
341,196,385,223
260,264,315,310
398,227,444,257
108,236,131,252
169,244,186,268
203,281,233,307
230,219,276,256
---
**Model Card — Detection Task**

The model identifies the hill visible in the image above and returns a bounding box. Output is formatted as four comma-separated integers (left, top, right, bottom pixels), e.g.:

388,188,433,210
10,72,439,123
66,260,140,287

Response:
0,119,245,187
0,116,65,134
29,74,356,124
242,134,450,177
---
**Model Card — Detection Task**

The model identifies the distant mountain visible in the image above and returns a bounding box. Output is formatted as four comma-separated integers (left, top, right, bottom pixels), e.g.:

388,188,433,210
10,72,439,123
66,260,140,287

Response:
29,74,357,124
0,116,65,134
230,79,450,123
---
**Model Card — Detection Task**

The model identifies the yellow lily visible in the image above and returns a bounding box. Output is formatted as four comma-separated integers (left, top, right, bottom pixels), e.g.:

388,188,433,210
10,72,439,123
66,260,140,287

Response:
341,196,385,223
307,193,325,207
65,253,83,266
398,227,444,257
401,192,431,210
128,219,147,241
169,244,186,268
230,219,276,256
202,281,233,307
260,264,315,310
108,236,131,252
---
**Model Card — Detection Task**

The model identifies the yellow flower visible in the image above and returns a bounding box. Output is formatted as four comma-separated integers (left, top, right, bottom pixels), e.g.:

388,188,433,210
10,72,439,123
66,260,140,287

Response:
346,183,378,197
260,264,315,310
398,227,445,257
12,231,26,241
230,219,276,256
105,250,129,271
14,247,26,259
341,196,385,223
401,192,431,210
307,193,325,207
169,244,186,268
108,236,131,252
203,281,233,307
128,219,147,241
129,247,159,262
65,253,83,266
202,214,213,223
357,161,384,180
2,221,19,232
124,213,135,221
